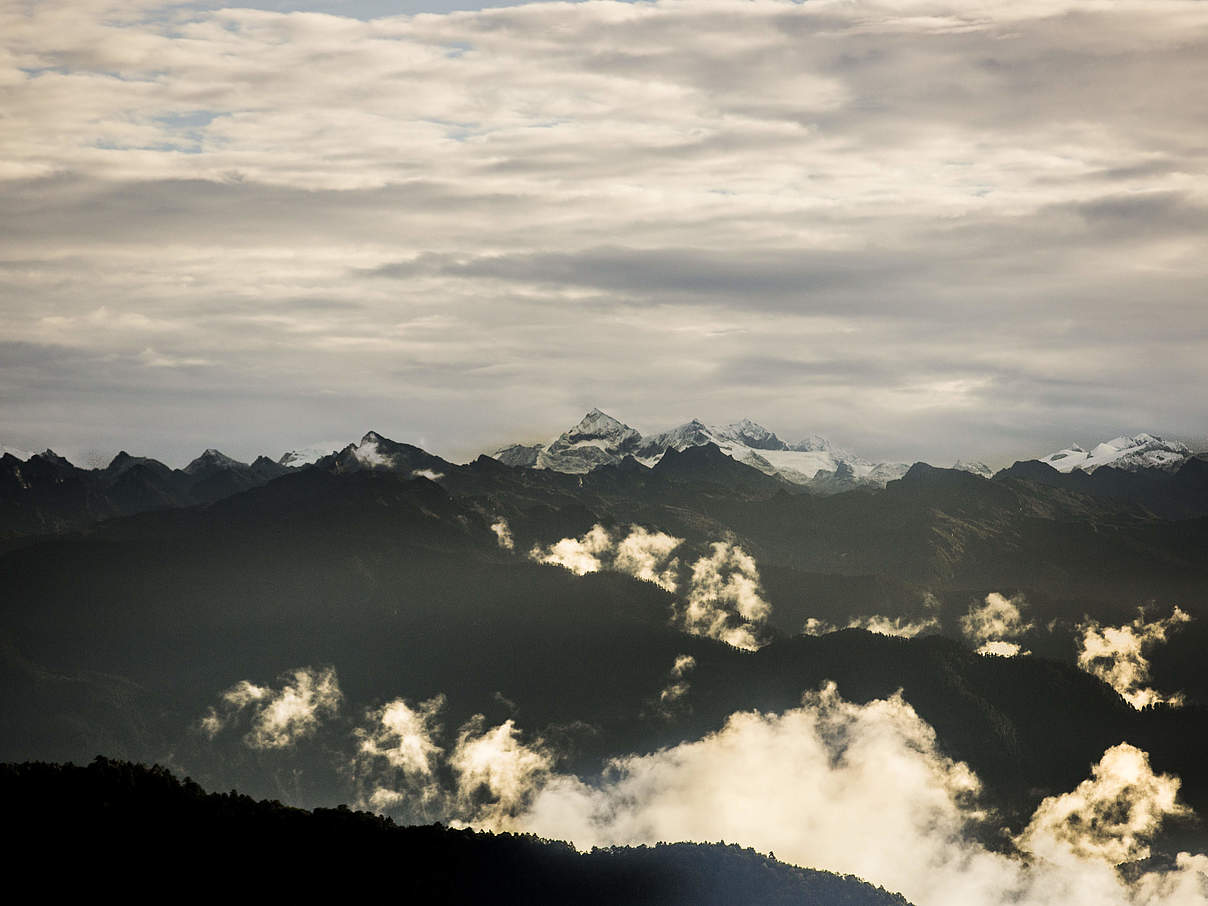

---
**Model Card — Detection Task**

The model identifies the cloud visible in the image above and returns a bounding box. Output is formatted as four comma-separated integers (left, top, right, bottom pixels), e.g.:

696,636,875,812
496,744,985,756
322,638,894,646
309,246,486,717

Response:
962,592,1034,657
200,665,343,749
532,529,769,649
1076,606,1193,709
1019,743,1187,866
509,684,1206,906
136,347,216,368
530,524,682,590
352,437,394,468
804,614,939,639
613,526,684,593
350,696,553,826
803,593,942,638
516,682,998,905
655,653,696,715
977,640,1025,657
681,542,771,651
226,676,1206,904
449,716,555,827
198,680,269,738
3,0,1208,464
490,517,514,550
530,524,616,576
352,695,446,815
410,467,445,480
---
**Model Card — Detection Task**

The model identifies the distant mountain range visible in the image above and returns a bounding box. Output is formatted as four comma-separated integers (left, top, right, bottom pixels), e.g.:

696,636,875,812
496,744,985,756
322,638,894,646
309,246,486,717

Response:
493,408,912,491
492,410,1201,489
2,413,1205,541
1039,432,1193,474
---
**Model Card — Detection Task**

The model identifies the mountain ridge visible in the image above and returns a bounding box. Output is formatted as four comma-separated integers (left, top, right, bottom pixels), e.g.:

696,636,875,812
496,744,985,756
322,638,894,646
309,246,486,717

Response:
495,409,910,492
2,757,913,905
4,420,1207,545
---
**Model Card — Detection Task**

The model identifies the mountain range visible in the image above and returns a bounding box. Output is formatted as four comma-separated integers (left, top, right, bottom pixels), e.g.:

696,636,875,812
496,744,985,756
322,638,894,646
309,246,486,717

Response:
494,408,912,490
3,412,1203,545
2,412,1207,899
1040,433,1194,474
7,411,1198,531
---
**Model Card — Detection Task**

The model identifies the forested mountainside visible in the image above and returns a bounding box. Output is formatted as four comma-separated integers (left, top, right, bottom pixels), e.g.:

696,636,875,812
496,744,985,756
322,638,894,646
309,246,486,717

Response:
1,758,910,905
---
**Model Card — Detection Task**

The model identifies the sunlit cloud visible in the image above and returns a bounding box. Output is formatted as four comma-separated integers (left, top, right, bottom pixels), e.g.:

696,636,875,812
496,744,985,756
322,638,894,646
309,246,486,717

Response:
530,526,769,648
530,524,682,591
1076,606,1193,709
962,592,1034,657
682,541,771,651
513,685,1206,906
655,653,696,716
200,665,343,749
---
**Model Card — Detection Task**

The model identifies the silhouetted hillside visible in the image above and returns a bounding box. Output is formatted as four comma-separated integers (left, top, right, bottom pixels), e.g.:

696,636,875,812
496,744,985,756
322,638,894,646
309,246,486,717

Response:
651,442,791,492
994,456,1208,520
0,447,288,544
1,758,911,905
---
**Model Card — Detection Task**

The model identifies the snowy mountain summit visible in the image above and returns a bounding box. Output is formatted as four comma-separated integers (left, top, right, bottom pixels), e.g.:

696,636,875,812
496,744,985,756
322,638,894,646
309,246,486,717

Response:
951,460,994,479
1,444,34,461
494,409,908,490
536,408,645,473
1040,433,1191,474
183,449,246,475
279,445,341,468
713,418,788,451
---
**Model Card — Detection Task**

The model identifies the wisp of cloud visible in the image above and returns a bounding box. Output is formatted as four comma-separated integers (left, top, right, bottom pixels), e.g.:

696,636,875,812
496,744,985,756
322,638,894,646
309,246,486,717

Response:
1076,606,1193,709
962,592,1034,657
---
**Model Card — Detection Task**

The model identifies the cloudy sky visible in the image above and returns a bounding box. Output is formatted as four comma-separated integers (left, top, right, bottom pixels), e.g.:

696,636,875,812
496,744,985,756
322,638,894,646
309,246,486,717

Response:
2,0,1206,466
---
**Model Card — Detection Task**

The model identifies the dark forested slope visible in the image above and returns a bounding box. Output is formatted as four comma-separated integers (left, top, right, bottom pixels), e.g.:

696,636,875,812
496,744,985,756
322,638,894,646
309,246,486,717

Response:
1,758,911,906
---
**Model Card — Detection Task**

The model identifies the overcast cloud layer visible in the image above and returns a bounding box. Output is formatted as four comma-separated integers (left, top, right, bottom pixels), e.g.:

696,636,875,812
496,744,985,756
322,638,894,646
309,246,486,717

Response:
2,0,1206,465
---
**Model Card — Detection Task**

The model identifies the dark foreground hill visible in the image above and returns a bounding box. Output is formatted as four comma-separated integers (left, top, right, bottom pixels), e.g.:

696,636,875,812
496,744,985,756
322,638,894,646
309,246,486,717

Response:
1,757,911,905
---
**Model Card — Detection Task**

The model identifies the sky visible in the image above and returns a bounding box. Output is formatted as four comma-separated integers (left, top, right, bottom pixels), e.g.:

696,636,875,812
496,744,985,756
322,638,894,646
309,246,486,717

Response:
2,0,1207,467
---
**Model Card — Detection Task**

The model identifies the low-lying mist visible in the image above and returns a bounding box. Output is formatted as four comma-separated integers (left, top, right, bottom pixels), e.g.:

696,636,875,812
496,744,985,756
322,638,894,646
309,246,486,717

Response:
197,664,1207,906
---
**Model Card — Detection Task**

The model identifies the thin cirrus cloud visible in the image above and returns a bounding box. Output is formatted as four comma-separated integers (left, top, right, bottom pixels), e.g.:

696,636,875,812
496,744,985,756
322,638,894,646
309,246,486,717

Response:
2,0,1206,464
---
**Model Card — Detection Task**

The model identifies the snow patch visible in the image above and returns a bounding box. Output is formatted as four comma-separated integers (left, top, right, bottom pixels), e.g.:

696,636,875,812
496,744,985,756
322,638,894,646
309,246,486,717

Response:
1040,434,1191,474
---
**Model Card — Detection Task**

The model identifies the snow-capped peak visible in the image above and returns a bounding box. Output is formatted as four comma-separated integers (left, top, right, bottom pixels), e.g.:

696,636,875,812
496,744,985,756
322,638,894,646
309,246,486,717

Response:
1040,433,1191,473
533,409,644,473
490,409,908,491
639,419,716,456
1,444,33,461
790,433,836,454
278,444,341,468
951,460,993,478
184,449,245,474
712,418,788,451
518,410,903,489
565,409,640,444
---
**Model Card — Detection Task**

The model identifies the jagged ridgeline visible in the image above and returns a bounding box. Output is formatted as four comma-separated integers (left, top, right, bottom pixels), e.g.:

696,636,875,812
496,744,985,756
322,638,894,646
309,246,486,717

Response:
2,758,910,905
1,413,1207,899
3,413,1205,544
